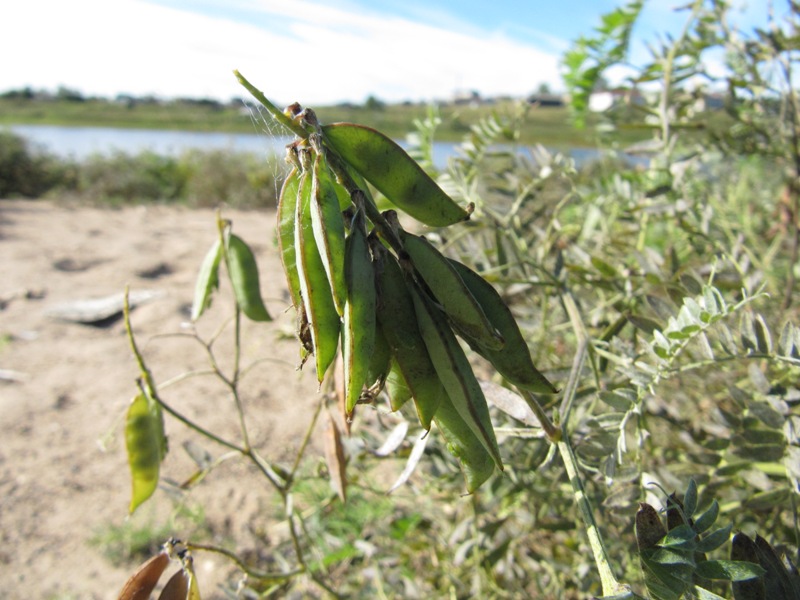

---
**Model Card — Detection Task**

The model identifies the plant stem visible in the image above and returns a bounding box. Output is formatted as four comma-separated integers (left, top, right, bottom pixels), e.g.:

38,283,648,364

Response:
555,288,628,596
556,435,628,596
518,389,560,442
125,289,245,453
231,307,252,451
559,291,589,423
123,287,158,395
234,70,310,140
148,388,245,454
185,542,302,581
284,495,344,599
247,448,287,493
289,397,325,483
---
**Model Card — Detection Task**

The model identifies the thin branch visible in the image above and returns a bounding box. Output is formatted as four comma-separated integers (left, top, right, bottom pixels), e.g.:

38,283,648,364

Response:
153,393,244,454
186,542,302,582
289,397,325,483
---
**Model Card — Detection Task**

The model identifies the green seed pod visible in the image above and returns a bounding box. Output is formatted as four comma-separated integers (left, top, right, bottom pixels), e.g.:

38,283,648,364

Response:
342,210,376,415
447,259,557,394
276,167,302,308
295,170,341,382
400,231,504,351
125,393,165,514
365,323,392,390
410,283,503,470
322,123,470,227
226,234,271,322
433,390,495,493
384,358,412,411
315,153,353,211
190,239,222,321
372,240,445,430
311,153,347,316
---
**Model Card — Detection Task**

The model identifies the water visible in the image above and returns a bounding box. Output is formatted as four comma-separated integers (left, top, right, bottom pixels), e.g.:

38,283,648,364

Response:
8,124,289,160
6,123,621,169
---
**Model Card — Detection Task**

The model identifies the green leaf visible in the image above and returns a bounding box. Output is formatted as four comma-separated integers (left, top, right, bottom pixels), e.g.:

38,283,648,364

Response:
731,443,785,462
660,524,698,550
779,322,798,358
592,256,619,278
683,479,698,519
743,488,791,512
599,389,636,411
652,547,697,566
693,500,720,535
703,285,726,316
696,524,732,553
626,314,661,334
695,559,766,582
741,312,759,353
753,314,773,354
641,554,694,600
692,586,728,600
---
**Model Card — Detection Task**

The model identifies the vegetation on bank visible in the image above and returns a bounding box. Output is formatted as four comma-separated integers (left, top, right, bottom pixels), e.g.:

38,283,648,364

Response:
0,91,650,147
0,129,283,207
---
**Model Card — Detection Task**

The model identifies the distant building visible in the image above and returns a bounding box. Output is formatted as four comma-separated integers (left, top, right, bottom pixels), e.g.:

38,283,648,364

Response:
588,88,644,112
527,93,565,107
451,90,482,106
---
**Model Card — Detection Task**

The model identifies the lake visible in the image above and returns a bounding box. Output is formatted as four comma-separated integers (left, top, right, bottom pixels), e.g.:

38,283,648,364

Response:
7,123,622,169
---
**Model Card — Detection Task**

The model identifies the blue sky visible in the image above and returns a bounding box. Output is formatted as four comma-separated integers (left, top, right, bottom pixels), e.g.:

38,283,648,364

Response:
3,0,767,105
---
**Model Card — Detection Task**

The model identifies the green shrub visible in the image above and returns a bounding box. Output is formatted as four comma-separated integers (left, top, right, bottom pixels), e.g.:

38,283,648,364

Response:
179,148,281,209
74,150,186,204
0,130,71,198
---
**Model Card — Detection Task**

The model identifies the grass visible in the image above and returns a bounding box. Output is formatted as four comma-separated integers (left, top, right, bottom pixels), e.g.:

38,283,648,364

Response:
90,503,212,566
0,96,650,148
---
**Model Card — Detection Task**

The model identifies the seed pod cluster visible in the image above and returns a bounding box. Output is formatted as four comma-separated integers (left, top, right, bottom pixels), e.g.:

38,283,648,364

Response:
272,117,557,492
117,540,201,600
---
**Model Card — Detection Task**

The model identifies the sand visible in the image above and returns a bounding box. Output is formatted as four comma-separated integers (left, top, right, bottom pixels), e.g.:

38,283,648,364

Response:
0,199,325,599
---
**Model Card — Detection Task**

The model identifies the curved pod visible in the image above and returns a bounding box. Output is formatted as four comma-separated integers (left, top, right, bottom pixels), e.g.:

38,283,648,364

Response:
322,123,470,227
342,211,376,415
276,167,302,308
448,259,557,394
311,154,347,316
410,284,503,470
433,392,495,493
373,241,444,430
294,170,341,382
401,232,504,350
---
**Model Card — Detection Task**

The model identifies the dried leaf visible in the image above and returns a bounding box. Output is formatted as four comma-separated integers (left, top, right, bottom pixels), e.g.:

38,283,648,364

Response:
387,430,429,494
636,502,667,551
117,552,170,600
323,411,347,502
374,421,409,457
479,380,540,427
157,568,189,600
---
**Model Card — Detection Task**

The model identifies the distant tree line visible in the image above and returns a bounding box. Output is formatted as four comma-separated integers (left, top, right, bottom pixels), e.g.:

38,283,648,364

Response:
0,86,244,110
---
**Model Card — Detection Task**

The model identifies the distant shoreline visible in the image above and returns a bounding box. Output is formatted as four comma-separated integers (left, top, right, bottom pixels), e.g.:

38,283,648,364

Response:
0,96,648,148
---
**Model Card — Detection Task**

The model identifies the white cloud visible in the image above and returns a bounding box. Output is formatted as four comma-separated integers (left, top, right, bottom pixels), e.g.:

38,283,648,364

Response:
2,0,564,104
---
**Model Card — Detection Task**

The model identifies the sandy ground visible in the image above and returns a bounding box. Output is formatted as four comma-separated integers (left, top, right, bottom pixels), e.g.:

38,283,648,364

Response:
0,200,326,599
